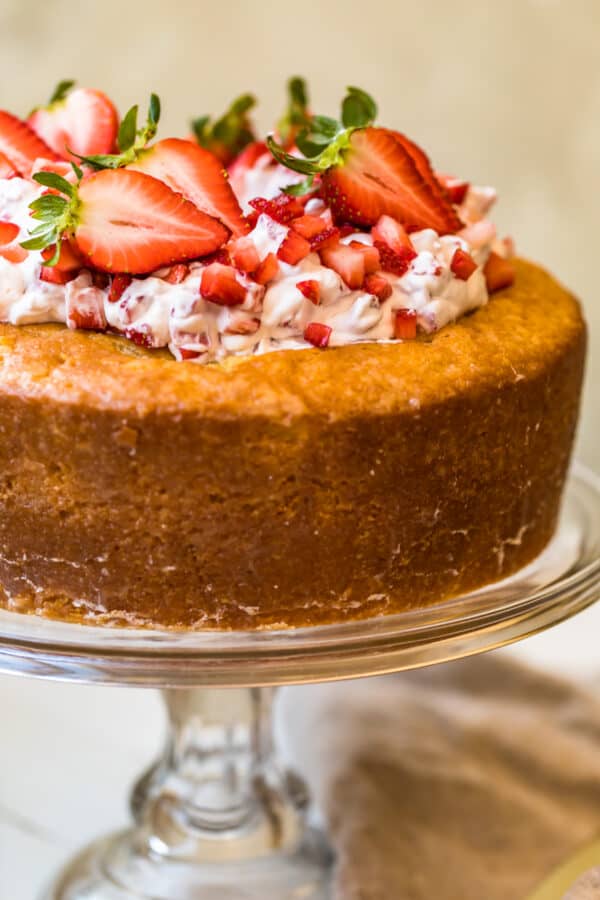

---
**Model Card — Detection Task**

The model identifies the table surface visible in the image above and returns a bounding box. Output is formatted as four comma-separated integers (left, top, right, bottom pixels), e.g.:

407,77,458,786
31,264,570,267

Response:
2,601,600,900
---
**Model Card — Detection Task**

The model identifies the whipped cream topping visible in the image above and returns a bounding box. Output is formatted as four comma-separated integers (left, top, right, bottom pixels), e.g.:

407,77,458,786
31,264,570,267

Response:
0,170,509,364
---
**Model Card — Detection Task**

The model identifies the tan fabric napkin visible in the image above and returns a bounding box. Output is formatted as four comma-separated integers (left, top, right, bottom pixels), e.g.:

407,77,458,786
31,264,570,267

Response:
283,654,600,899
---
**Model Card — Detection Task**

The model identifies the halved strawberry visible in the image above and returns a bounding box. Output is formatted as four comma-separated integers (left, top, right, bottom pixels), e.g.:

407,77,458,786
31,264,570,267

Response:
28,86,119,162
128,138,247,237
292,214,327,240
320,128,462,233
320,242,365,289
108,274,133,302
0,151,17,179
0,110,58,176
297,279,320,304
387,131,462,228
304,322,331,347
394,308,417,339
437,173,470,205
64,170,228,274
450,247,478,281
253,252,279,285
484,252,515,293
200,263,246,306
0,221,20,245
230,236,261,273
364,272,392,301
277,230,311,265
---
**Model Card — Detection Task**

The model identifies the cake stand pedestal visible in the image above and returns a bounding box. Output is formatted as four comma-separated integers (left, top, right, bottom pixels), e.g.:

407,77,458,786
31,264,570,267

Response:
1,464,600,900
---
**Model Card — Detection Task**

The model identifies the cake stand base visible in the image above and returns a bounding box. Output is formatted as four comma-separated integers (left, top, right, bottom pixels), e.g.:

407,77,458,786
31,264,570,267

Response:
44,687,331,900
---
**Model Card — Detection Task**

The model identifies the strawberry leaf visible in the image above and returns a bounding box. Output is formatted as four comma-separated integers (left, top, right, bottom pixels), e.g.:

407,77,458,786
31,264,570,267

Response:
75,94,161,170
277,77,311,148
265,136,321,175
32,171,74,197
282,176,315,197
117,105,139,152
191,94,256,162
149,93,161,127
49,79,75,104
341,87,377,129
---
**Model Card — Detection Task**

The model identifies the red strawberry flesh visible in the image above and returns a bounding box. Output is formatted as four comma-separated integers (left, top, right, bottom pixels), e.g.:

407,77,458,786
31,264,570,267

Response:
0,110,58,176
304,322,331,347
450,247,478,281
28,88,119,162
200,263,246,306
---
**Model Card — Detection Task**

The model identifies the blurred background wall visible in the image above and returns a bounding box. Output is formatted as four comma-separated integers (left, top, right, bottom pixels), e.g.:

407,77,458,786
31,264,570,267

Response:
0,0,598,466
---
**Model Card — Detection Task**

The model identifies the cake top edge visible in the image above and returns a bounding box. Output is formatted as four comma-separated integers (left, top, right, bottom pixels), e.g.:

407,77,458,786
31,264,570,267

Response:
0,78,515,364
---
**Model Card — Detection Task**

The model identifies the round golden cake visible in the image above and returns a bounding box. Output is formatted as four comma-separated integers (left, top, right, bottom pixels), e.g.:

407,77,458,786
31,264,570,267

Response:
0,259,585,629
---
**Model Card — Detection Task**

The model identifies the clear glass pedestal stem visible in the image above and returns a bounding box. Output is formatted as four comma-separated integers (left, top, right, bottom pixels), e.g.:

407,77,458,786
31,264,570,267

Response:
44,687,332,899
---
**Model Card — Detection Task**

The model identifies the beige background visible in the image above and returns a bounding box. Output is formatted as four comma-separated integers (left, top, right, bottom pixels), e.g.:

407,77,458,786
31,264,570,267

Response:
0,0,598,465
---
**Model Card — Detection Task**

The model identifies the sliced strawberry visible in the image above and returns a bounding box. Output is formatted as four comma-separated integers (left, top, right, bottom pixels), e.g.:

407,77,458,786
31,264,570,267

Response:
450,247,478,281
41,266,77,284
249,194,304,225
0,110,58,176
72,169,228,274
277,230,311,265
108,274,133,302
230,236,261,273
162,263,190,284
253,252,279,285
0,151,17,179
320,242,365,289
394,308,417,339
66,282,107,330
320,127,461,233
437,173,470,205
374,242,416,276
484,252,515,293
364,272,392,301
297,279,320,304
349,241,380,274
28,88,119,162
387,131,462,229
200,263,246,306
304,322,331,347
0,221,20,246
129,138,246,237
292,214,328,240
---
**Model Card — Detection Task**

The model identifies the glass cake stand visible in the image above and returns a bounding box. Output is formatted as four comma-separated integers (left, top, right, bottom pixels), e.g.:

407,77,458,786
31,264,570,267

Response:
2,464,600,900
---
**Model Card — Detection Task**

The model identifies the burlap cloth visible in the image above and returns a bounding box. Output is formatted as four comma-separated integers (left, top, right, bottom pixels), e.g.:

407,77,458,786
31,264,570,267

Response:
283,653,600,899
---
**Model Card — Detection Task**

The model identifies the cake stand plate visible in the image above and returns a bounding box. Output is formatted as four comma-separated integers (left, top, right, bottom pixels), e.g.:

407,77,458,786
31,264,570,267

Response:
2,464,600,900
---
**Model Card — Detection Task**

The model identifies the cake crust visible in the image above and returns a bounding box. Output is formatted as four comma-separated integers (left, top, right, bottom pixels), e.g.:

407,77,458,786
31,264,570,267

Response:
0,259,586,628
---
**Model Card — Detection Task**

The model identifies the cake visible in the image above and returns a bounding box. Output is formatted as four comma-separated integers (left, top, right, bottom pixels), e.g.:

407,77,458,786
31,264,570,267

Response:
0,80,586,629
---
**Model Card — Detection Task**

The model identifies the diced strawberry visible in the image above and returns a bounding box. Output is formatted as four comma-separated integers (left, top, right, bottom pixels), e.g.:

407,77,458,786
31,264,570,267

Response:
0,245,27,263
0,151,17,179
92,271,110,289
162,263,190,284
249,194,304,225
364,273,392,301
108,274,133,302
66,283,107,330
296,279,320,304
223,313,261,335
320,127,462,232
200,263,246,306
42,239,84,272
484,252,515,293
371,215,414,254
28,87,119,162
0,110,58,176
179,347,203,360
253,252,279,285
292,214,328,240
40,266,77,284
71,169,229,273
309,226,340,251
394,308,417,340
129,138,247,237
124,327,155,348
304,322,331,347
450,247,478,281
230,236,261,273
374,242,416,276
349,241,380,274
320,242,365,289
437,174,470,205
0,221,19,246
277,230,311,265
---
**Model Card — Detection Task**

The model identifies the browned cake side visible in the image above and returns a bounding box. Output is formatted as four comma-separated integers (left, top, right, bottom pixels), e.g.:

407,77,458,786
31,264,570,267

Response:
0,259,586,629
